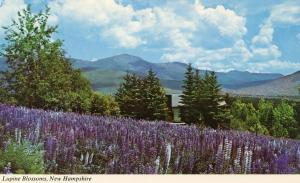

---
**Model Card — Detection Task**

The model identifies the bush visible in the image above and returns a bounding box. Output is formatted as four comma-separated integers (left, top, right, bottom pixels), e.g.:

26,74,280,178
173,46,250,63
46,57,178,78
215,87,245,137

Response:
0,140,45,174
90,92,120,116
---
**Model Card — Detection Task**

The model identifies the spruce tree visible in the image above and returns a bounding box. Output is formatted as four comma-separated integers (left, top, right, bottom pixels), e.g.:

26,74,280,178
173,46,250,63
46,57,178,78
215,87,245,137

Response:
192,69,204,125
116,70,168,121
115,72,143,118
200,71,231,128
207,71,221,127
180,64,195,124
143,69,168,120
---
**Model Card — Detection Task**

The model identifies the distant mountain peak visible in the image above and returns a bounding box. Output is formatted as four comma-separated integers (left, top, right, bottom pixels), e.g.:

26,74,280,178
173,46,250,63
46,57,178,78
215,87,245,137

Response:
228,70,249,73
112,53,141,59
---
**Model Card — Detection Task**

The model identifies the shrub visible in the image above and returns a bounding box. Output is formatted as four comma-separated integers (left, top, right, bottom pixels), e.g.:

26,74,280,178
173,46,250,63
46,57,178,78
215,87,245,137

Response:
0,140,44,174
90,92,120,116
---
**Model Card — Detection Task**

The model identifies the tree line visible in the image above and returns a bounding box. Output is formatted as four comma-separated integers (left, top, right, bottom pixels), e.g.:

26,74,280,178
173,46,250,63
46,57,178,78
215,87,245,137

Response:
178,64,298,138
0,6,298,139
230,99,297,138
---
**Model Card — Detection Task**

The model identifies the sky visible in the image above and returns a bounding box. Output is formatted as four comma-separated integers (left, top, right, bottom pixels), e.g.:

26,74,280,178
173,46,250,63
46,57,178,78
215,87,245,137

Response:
0,0,300,74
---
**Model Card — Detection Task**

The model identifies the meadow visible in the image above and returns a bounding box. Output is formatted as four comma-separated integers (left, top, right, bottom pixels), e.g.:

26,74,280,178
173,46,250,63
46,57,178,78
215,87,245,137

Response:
1,104,300,174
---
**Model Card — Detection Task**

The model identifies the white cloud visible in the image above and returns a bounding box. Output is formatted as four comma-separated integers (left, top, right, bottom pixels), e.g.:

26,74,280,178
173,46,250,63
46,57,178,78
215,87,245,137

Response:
48,14,59,25
245,60,300,73
49,0,246,51
161,40,251,67
0,0,26,28
102,26,144,48
269,2,300,25
48,0,299,74
158,1,249,69
194,0,247,39
49,0,140,48
50,0,135,26
250,2,300,61
90,58,98,62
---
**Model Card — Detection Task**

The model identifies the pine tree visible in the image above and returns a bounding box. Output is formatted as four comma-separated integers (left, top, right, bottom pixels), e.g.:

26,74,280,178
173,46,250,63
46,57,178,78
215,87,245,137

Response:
201,71,230,128
116,70,168,121
143,69,168,120
192,69,204,125
180,64,196,124
115,72,143,118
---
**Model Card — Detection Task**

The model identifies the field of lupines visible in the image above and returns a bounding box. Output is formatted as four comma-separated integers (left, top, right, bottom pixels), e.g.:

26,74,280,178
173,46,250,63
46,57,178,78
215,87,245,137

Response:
1,104,300,174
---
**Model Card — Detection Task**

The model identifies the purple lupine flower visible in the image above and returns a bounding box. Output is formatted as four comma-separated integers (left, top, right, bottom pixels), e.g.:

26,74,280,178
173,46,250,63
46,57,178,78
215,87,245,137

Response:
0,104,300,174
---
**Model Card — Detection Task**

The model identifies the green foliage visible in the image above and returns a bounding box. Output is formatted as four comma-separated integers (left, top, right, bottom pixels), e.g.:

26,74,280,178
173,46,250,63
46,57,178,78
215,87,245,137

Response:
201,71,229,128
230,98,297,138
142,69,168,120
115,70,168,120
245,104,268,135
180,64,196,124
0,140,44,174
230,100,267,135
257,99,274,130
180,65,230,128
272,100,297,138
91,92,120,116
0,6,93,112
115,72,144,118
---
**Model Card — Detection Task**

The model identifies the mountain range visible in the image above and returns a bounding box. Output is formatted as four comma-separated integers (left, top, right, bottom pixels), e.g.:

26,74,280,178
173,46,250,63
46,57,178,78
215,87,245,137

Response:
0,54,299,96
226,71,300,96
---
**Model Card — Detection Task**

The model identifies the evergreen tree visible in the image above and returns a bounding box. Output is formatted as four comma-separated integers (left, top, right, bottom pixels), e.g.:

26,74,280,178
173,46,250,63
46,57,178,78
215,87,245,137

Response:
115,72,143,118
203,71,222,128
143,69,168,120
192,69,206,125
180,64,195,124
0,6,92,112
116,70,168,121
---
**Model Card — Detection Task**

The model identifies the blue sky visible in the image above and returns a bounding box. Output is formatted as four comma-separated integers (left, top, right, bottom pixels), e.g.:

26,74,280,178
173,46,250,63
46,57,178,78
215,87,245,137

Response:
0,0,300,74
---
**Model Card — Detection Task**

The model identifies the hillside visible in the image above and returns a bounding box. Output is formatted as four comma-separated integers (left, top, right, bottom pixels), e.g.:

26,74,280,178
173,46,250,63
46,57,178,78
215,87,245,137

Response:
70,54,283,93
230,71,300,96
0,54,284,94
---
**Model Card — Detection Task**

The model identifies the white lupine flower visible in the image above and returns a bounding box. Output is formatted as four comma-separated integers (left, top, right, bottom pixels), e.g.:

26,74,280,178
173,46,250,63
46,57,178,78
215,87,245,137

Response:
95,140,99,150
224,139,232,160
217,143,223,158
234,147,242,173
15,129,22,144
80,153,84,161
84,152,90,166
247,151,253,173
155,156,160,174
15,128,18,142
35,121,41,142
89,153,94,164
244,149,253,174
165,143,172,173
244,151,249,174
